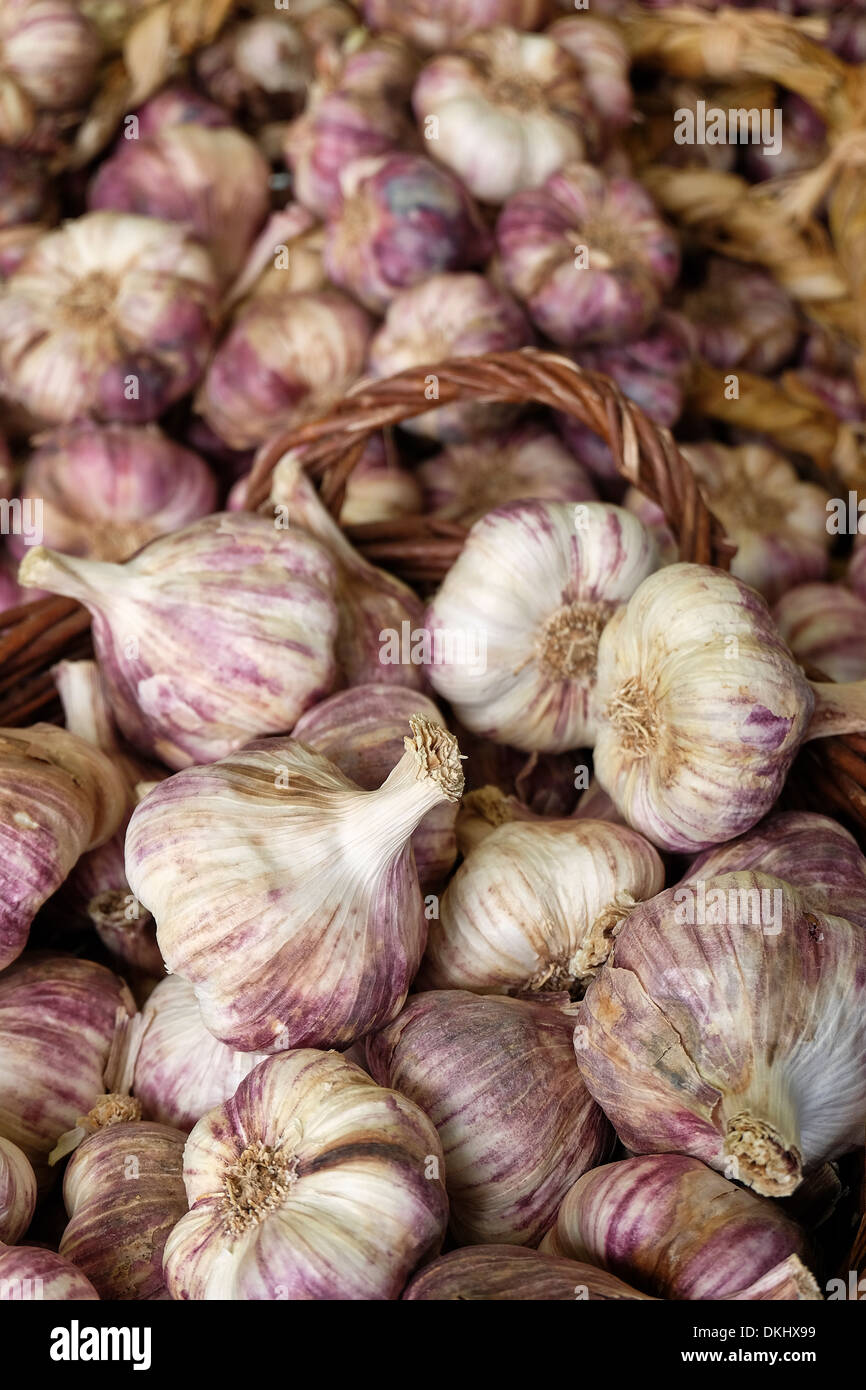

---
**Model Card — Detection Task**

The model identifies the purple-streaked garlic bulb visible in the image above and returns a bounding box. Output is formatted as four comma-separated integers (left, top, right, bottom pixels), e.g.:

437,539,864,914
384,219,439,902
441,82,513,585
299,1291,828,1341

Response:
541,1155,814,1299
418,423,596,525
130,84,231,137
292,685,458,887
0,1246,99,1300
0,1136,37,1243
338,434,422,525
422,818,663,994
132,977,271,1133
680,258,799,375
269,454,425,690
126,715,464,1052
0,0,100,145
412,28,598,205
367,990,614,1245
364,0,552,51
163,1050,448,1300
7,423,217,565
19,513,339,771
0,213,220,425
680,443,830,603
426,501,658,751
0,149,52,229
497,162,679,347
196,289,372,451
324,152,492,313
0,723,128,969
224,204,327,310
0,955,135,1180
368,272,532,442
193,13,320,121
88,125,271,284
59,1121,187,1300
774,583,866,684
403,1246,651,1300
575,872,866,1197
547,16,632,132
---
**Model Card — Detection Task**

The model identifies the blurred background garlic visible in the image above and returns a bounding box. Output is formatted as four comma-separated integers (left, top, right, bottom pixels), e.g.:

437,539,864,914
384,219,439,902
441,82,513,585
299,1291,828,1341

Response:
20,513,339,769
0,1246,98,1300
337,433,422,525
193,8,333,123
0,222,46,281
403,1245,651,1300
547,16,633,134
0,149,53,229
163,1050,448,1300
426,501,658,752
774,583,866,683
496,162,680,346
0,0,101,146
364,0,552,51
0,1136,37,1243
126,715,464,1052
130,84,231,137
224,203,327,309
368,990,613,1245
0,213,220,425
680,259,799,375
742,92,826,183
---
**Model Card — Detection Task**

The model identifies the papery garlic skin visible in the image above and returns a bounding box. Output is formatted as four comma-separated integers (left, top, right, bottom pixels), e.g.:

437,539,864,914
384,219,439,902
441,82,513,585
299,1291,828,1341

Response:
19,513,339,771
774,583,866,684
126,715,464,1052
541,1155,809,1300
364,0,551,51
367,990,613,1245
547,17,633,132
0,1136,37,1243
130,84,231,137
426,501,658,752
681,258,799,375
593,564,815,852
225,204,327,310
455,785,542,857
292,684,458,887
59,1121,187,1300
423,818,663,994
403,1245,652,1300
574,873,866,1198
0,1245,99,1300
338,434,422,525
0,0,100,139
163,1050,448,1300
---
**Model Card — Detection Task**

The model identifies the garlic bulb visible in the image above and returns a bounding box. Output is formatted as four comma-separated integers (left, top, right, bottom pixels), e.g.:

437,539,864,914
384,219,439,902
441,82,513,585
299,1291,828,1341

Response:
19,513,339,770
0,1136,37,1243
592,564,816,852
680,444,830,603
0,1246,99,1300
225,204,327,310
367,990,613,1245
574,872,866,1197
269,453,425,690
0,955,135,1180
403,1246,651,1300
455,785,542,856
547,17,633,132
0,213,219,425
196,289,372,451
417,423,596,525
0,0,100,144
412,28,598,205
130,84,231,137
126,715,464,1052
422,818,663,994
292,685,458,887
681,258,799,375
368,273,532,442
89,125,271,284
364,0,552,51
163,1050,448,1300
541,1155,812,1300
324,152,492,313
728,1256,823,1302
194,14,316,121
338,434,422,526
0,149,52,229
59,1121,187,1300
497,162,680,347
426,501,658,752
132,977,271,1133
7,423,217,565
774,583,866,683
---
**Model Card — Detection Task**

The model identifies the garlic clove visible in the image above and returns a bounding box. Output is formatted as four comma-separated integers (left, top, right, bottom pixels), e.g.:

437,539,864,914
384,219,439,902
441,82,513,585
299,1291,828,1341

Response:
680,257,799,375
403,1245,653,1300
774,582,866,684
0,1135,37,1244
0,1245,99,1301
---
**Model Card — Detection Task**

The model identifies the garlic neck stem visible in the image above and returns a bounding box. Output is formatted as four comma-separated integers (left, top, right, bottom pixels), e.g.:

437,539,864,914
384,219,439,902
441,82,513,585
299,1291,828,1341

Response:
804,680,866,741
17,545,115,607
722,1074,802,1197
271,454,364,575
53,661,117,753
351,716,463,864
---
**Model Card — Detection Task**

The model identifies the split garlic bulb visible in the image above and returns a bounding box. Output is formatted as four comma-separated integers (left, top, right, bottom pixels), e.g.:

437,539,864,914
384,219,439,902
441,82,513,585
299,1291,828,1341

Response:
163,1050,448,1300
547,16,633,132
0,0,100,144
0,213,220,425
126,715,464,1052
497,162,680,347
575,872,866,1197
774,583,866,683
0,1136,37,1243
412,28,598,205
403,1246,651,1300
363,0,552,51
426,501,658,752
680,258,799,375
592,564,816,852
367,990,613,1245
20,513,339,770
422,818,663,994
0,1246,98,1300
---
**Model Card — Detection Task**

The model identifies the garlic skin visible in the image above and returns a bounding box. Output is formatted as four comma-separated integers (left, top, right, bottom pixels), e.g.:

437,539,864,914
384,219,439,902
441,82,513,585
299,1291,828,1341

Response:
0,0,100,143
225,203,327,310
593,564,815,852
364,0,552,51
412,28,598,205
0,222,45,280
426,501,658,752
194,15,316,121
0,1136,37,1243
338,434,422,526
547,17,633,132
455,785,542,856
196,289,372,451
774,583,866,684
497,162,680,347
423,818,663,995
541,1155,810,1300
130,84,231,137
59,1121,187,1300
0,213,219,425
418,423,596,525
367,990,613,1246
8,423,217,565
368,273,532,442
0,1246,99,1300
126,715,464,1052
403,1246,651,1300
681,258,799,375
163,1050,448,1300
132,977,271,1133
292,685,458,888
19,514,339,771
574,872,866,1198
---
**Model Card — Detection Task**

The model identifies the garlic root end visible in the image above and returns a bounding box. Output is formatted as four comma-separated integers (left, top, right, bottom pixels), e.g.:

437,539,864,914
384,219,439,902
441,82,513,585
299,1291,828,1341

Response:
404,714,464,802
724,1113,802,1197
